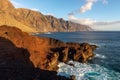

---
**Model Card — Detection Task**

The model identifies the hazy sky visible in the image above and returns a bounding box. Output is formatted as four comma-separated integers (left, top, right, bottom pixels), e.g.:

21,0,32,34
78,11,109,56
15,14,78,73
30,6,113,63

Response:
10,0,120,31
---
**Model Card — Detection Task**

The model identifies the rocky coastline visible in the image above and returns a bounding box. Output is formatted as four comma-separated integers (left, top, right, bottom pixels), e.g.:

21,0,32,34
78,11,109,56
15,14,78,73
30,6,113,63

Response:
0,25,97,80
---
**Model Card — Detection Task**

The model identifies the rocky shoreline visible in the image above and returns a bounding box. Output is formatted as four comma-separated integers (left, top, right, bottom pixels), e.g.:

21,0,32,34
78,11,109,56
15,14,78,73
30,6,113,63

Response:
0,25,97,80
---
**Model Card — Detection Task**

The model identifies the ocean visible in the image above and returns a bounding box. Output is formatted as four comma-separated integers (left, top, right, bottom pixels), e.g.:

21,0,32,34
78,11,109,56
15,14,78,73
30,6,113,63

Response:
36,31,120,80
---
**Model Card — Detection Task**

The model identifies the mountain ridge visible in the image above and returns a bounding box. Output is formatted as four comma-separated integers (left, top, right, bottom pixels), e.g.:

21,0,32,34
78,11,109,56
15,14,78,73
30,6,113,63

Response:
0,0,15,11
0,0,93,33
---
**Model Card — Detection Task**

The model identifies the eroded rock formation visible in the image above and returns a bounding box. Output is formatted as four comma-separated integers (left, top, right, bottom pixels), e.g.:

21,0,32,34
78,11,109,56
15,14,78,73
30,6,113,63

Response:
0,25,97,80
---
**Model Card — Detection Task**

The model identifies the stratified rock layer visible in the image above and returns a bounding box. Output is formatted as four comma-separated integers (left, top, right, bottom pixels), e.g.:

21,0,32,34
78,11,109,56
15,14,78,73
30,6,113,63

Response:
0,0,93,33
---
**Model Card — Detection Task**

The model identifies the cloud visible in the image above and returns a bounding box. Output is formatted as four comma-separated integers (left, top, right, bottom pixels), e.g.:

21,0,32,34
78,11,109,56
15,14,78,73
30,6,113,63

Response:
68,0,108,15
86,20,120,31
45,13,54,16
68,15,96,25
67,0,110,26
68,14,120,26
31,8,39,11
95,21,120,25
10,0,40,12
91,21,120,31
102,0,108,4
10,0,24,8
80,0,97,13
67,15,120,31
41,12,55,16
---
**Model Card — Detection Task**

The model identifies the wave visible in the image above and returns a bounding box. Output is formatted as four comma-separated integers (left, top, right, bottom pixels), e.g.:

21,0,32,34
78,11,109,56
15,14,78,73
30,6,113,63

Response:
57,61,120,80
95,53,106,59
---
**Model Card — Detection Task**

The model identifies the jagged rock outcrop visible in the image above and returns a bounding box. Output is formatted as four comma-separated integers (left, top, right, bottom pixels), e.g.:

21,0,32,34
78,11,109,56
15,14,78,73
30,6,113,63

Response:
0,25,77,80
46,16,93,32
0,25,96,80
0,25,97,70
0,0,93,33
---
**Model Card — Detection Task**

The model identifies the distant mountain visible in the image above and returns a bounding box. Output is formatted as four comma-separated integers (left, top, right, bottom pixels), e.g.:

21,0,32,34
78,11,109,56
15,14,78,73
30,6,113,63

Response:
0,0,93,33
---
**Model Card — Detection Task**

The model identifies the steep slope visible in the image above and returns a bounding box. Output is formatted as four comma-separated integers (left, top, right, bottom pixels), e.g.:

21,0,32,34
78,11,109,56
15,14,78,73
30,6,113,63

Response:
0,12,36,33
13,8,53,32
0,0,93,33
0,0,36,33
46,16,93,31
0,0,15,11
13,10,93,32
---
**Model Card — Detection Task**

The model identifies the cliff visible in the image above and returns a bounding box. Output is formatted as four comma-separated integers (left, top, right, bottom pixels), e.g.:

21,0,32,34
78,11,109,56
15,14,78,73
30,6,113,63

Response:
0,25,97,80
0,0,15,11
0,0,93,33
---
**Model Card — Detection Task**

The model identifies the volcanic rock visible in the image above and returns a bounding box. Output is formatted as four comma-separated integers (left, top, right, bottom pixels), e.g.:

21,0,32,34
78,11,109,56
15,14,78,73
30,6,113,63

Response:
0,0,15,11
0,0,93,33
0,25,96,69
0,25,77,80
0,25,96,80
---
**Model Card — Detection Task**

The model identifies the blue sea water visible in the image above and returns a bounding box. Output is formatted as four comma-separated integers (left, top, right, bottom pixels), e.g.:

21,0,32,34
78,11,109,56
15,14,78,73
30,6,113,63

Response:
36,31,120,80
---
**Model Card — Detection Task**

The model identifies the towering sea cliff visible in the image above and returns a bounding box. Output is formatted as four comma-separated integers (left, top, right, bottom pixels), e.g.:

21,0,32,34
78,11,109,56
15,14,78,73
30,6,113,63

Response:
0,0,93,33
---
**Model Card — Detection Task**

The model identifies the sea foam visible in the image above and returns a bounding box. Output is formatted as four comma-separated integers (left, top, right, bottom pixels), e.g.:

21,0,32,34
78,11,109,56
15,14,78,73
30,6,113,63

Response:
57,61,120,80
95,53,106,59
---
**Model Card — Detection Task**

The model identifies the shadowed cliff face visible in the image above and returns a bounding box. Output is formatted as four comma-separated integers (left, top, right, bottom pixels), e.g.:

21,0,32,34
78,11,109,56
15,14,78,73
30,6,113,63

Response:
0,37,75,80
46,16,93,32
0,25,97,71
0,37,35,80
0,25,97,80
0,0,93,33
0,25,58,70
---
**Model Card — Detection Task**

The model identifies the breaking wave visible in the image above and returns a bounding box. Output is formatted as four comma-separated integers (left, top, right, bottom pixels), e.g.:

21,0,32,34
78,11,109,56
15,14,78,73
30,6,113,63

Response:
57,61,120,80
95,53,106,59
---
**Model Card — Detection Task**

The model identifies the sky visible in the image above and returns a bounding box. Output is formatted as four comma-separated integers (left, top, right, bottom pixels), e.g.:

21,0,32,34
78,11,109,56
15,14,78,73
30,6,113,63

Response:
10,0,120,31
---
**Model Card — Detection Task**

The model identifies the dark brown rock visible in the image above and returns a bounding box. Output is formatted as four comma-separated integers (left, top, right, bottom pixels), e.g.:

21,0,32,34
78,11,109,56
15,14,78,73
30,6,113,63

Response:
34,69,75,80
69,75,76,80
0,37,35,80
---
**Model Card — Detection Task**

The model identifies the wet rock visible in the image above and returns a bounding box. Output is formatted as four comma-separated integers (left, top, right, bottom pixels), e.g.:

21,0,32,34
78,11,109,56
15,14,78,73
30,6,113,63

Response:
64,42,96,62
69,75,76,80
